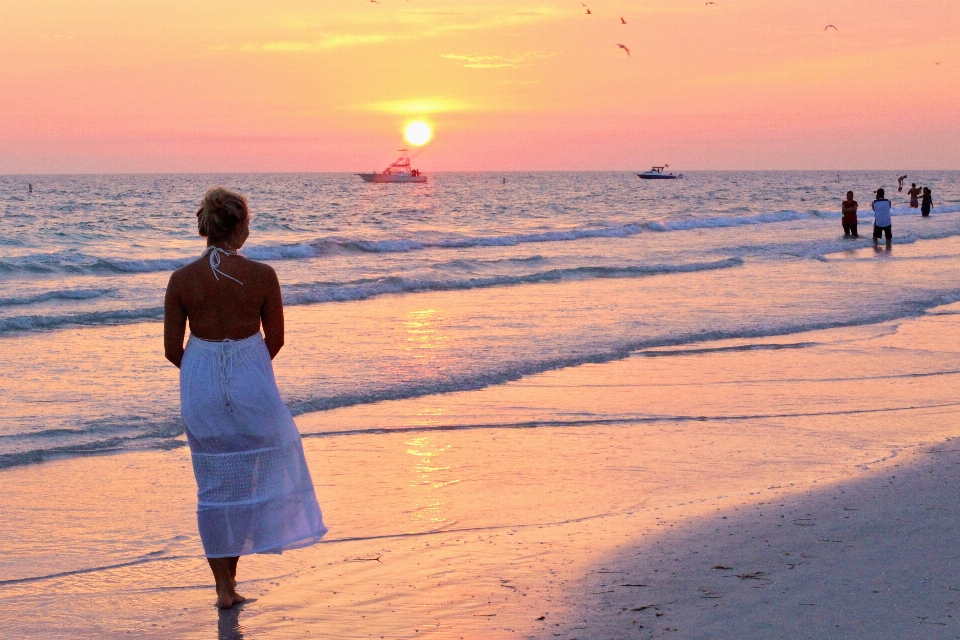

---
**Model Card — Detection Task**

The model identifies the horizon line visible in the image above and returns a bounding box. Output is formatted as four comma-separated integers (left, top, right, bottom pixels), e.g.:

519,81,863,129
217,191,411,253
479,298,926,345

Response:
3,169,959,178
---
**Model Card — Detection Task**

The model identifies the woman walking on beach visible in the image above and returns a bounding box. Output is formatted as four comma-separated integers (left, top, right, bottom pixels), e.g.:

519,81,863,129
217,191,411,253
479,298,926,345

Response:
841,191,858,238
164,187,326,609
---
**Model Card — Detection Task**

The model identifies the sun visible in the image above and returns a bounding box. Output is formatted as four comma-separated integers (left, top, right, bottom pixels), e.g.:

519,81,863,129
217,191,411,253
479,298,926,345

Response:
404,121,432,146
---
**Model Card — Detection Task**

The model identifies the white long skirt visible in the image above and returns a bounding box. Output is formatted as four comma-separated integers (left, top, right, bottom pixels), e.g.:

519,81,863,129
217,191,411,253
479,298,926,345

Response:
179,333,327,558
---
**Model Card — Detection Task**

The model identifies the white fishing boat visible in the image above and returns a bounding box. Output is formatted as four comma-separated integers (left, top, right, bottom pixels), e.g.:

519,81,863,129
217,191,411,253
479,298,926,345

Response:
637,165,682,180
357,150,427,183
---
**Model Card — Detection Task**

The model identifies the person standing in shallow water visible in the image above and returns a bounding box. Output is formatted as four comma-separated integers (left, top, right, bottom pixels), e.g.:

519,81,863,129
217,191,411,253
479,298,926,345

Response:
841,191,858,238
164,187,327,609
907,183,921,209
872,188,893,250
921,187,933,217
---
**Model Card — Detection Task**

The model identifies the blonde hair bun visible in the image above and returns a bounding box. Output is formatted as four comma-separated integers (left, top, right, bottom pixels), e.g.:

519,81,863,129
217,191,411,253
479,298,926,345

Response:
197,187,248,242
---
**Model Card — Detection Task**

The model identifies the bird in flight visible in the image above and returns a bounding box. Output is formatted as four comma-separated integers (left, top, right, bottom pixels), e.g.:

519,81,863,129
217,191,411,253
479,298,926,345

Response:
705,2,716,6
824,24,838,31
585,7,592,14
621,16,627,24
617,44,631,57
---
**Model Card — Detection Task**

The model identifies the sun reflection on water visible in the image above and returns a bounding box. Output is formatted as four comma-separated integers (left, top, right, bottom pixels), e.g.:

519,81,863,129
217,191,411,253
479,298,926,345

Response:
410,406,446,427
402,308,449,358
404,435,461,530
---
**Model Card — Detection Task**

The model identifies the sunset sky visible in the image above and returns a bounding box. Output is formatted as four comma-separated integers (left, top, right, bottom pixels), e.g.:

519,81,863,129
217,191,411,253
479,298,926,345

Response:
1,0,958,173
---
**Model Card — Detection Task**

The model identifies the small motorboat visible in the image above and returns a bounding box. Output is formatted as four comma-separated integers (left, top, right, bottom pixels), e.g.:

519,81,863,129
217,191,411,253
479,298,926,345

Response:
637,165,682,180
357,150,427,183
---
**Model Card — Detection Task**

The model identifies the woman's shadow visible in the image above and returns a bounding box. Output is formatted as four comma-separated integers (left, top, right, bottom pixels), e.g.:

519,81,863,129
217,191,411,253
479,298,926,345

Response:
217,600,255,640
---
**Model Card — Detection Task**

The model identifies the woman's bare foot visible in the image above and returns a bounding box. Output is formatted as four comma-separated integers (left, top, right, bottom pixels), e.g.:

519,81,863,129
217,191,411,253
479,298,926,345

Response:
208,556,244,608
216,588,247,609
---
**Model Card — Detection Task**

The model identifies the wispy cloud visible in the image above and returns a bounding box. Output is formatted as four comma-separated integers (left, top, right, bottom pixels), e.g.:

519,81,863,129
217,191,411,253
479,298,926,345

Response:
441,51,555,68
364,97,475,114
442,54,512,68
240,34,397,52
227,9,560,54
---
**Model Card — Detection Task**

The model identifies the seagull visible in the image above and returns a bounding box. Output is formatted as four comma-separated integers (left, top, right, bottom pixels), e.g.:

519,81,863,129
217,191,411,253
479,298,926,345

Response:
617,44,631,57
705,2,716,5
824,24,838,31
585,7,592,14
621,16,627,24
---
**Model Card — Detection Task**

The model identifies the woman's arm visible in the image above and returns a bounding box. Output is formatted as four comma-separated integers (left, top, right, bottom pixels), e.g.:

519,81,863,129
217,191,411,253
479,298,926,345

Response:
164,272,188,368
261,267,285,360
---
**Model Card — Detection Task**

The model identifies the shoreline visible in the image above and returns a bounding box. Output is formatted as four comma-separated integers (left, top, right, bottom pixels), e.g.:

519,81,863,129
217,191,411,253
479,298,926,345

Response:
3,308,960,637
1,437,952,638
10,221,960,472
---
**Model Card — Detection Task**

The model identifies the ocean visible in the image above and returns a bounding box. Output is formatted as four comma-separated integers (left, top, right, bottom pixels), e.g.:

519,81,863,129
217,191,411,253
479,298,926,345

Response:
1,171,959,470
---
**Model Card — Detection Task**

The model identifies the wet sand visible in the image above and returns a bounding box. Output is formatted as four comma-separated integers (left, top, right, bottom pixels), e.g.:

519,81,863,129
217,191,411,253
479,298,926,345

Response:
2,305,960,638
571,443,960,639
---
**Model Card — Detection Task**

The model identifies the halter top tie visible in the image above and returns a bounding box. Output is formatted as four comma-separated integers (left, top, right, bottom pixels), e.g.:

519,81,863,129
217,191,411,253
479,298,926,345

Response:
202,247,243,285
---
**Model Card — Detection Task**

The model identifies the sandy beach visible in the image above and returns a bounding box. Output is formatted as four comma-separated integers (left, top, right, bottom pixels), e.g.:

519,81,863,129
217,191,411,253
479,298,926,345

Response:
572,444,960,639
4,0,960,635
2,291,960,638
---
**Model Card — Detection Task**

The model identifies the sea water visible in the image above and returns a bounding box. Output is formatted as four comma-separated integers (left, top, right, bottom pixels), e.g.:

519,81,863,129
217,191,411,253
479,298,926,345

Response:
1,171,959,469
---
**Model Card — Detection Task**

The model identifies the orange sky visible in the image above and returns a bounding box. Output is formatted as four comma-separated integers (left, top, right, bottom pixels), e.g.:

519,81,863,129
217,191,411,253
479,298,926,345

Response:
1,0,958,172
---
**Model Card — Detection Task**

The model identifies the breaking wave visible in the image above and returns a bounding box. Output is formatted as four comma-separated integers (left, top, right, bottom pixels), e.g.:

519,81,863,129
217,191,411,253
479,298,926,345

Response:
0,259,742,334
282,258,743,305
0,288,113,307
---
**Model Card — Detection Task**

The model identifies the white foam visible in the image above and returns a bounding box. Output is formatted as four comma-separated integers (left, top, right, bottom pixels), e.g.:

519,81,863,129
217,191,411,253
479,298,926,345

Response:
282,258,743,305
645,210,811,231
0,252,192,275
0,306,163,333
0,288,112,307
242,243,318,260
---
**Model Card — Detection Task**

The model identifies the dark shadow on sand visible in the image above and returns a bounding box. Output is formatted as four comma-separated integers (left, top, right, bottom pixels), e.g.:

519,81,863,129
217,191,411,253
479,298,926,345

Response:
550,441,960,639
218,598,256,640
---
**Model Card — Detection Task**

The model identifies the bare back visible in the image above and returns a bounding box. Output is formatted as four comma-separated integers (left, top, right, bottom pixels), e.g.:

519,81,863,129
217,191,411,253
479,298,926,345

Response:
164,252,284,367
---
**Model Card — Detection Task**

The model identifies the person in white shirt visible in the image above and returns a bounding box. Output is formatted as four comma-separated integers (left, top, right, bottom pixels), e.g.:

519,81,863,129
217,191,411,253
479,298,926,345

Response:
872,188,893,249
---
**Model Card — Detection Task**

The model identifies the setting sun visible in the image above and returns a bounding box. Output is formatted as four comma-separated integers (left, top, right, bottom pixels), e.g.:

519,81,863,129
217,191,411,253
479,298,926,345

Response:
404,121,432,146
